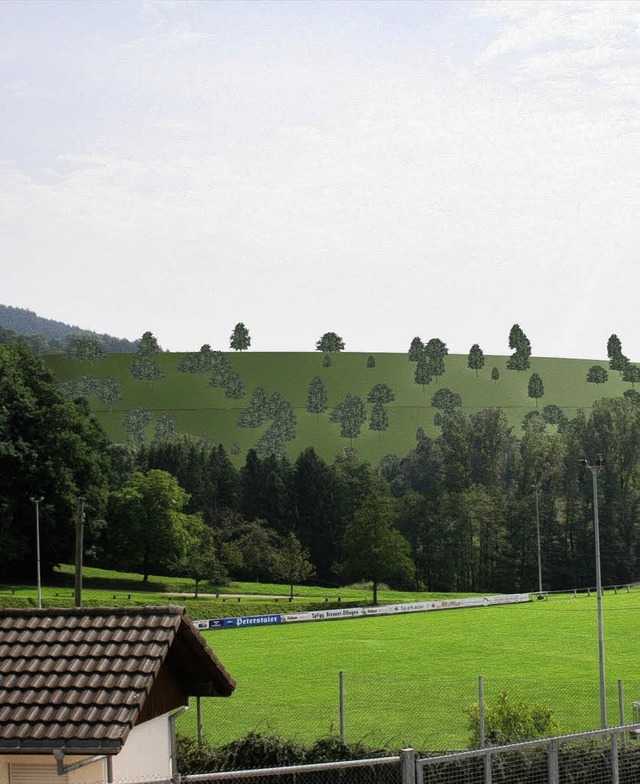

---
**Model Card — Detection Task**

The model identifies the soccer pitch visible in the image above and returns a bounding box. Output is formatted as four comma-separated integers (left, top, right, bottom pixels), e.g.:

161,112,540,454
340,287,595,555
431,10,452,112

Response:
179,590,640,750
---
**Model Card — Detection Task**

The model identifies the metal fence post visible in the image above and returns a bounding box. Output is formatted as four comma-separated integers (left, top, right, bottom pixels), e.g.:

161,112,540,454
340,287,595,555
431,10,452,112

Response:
400,748,416,784
612,731,620,784
339,670,345,740
618,680,626,737
548,739,559,784
197,696,203,748
478,675,485,748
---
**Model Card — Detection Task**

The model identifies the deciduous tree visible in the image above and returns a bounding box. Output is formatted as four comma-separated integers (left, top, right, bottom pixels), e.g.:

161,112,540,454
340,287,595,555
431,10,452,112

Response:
467,344,485,377
338,482,413,604
330,394,367,445
586,365,608,384
528,373,544,407
306,377,328,420
230,323,251,351
316,332,345,353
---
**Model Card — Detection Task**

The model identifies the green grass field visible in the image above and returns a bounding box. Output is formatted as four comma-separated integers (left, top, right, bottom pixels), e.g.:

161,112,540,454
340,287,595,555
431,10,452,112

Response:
44,351,623,464
180,588,640,750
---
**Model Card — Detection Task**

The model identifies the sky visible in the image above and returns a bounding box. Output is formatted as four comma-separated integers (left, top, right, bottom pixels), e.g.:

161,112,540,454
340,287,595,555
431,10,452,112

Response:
1,0,640,359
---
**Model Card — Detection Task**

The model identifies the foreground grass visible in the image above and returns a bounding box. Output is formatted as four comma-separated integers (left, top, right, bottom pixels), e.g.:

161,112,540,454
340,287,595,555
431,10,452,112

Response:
179,588,640,750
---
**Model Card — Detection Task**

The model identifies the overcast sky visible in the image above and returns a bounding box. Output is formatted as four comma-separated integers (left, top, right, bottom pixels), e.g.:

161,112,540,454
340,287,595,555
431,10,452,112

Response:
2,0,640,358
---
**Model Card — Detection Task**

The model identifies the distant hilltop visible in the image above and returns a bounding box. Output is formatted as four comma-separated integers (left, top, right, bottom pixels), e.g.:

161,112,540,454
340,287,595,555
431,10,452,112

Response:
0,304,140,354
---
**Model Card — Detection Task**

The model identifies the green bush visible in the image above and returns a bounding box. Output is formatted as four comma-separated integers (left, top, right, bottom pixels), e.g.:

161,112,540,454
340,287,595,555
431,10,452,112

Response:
464,690,557,747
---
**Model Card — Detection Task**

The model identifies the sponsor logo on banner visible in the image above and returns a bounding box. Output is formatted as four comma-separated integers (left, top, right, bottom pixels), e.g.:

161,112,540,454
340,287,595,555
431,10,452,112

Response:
193,594,530,630
206,614,282,629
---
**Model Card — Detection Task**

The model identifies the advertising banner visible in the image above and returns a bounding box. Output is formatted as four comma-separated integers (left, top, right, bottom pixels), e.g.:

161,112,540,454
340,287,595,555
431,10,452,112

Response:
194,594,530,630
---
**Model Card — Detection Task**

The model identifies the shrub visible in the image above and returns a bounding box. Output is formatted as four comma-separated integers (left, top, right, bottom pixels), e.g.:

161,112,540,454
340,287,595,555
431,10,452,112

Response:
464,690,557,748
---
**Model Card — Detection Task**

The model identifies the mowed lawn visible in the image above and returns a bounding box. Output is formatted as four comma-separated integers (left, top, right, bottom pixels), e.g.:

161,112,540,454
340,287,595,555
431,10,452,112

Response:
180,590,640,750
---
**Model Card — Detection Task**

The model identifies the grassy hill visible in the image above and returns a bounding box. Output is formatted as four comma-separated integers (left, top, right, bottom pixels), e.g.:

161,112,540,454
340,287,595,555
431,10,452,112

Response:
44,351,623,464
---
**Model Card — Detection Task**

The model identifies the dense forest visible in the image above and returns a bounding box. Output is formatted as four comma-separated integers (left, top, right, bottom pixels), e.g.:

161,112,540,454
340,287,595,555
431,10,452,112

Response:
0,304,139,353
3,340,640,597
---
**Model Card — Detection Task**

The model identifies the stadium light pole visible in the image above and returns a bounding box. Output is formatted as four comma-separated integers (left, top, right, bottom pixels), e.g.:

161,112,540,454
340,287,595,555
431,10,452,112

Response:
30,496,44,609
532,483,543,595
580,457,606,729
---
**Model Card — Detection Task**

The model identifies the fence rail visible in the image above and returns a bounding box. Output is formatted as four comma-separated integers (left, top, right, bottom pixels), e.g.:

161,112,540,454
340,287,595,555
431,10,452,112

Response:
168,725,640,784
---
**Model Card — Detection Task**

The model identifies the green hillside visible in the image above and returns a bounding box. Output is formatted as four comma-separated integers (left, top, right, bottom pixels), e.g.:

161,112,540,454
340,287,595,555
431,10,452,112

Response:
44,351,624,464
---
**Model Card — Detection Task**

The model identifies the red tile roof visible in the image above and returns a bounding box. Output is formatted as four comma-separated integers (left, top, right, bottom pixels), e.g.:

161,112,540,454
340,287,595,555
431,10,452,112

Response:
0,605,235,754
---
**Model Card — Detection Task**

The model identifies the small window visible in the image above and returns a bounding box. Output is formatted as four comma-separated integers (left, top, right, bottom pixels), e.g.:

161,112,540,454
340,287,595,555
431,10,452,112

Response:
10,763,69,784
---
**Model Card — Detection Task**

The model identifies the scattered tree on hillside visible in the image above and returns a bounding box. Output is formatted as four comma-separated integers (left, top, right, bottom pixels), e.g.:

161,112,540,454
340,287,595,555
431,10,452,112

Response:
586,365,608,384
467,344,485,377
528,373,544,407
367,383,395,405
123,406,153,447
367,355,376,368
322,353,332,368
208,352,233,387
369,402,390,441
230,323,251,351
338,483,413,605
506,324,531,371
130,331,165,381
416,426,426,442
330,393,367,445
408,337,424,361
237,387,270,428
224,370,246,400
414,355,433,393
316,332,345,354
424,338,448,382
306,376,328,420
491,367,500,383
65,336,105,364
60,375,101,400
153,412,178,441
623,364,640,388
607,333,628,375
99,377,122,411
179,344,219,373
431,387,462,414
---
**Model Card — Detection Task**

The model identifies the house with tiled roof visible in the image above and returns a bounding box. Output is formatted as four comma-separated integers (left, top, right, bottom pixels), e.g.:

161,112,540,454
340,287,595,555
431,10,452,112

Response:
0,606,235,784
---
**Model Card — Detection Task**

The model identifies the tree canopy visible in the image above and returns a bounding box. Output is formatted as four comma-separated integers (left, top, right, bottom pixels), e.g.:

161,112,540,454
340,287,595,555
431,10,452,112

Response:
316,332,345,353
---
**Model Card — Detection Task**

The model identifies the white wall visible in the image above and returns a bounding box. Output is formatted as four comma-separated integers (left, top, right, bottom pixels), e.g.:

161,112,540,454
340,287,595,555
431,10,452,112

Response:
110,712,172,782
0,714,173,784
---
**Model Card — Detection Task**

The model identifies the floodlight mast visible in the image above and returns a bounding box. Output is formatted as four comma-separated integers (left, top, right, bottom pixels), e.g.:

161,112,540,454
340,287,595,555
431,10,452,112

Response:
580,456,606,729
532,483,542,595
30,496,44,609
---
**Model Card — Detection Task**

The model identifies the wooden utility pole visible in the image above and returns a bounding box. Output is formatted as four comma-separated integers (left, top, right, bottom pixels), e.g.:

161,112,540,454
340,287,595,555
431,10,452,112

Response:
74,497,85,608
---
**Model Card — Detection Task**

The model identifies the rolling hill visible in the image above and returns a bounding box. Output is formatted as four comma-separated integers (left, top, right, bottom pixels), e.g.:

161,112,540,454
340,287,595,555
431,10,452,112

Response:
43,349,626,465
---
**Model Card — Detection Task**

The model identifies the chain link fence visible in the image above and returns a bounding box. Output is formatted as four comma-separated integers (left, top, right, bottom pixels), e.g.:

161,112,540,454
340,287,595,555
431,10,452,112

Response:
97,726,637,784
179,674,640,751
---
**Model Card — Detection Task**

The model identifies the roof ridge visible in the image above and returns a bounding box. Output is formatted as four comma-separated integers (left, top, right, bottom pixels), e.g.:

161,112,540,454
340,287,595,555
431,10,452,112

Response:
0,605,187,619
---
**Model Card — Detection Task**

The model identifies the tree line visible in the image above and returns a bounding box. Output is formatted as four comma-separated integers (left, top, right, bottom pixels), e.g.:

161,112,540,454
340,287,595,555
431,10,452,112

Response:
4,341,640,598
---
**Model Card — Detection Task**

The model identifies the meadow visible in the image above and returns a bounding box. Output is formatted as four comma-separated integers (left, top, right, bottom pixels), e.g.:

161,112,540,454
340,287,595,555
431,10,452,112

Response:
43,350,623,465
179,588,640,750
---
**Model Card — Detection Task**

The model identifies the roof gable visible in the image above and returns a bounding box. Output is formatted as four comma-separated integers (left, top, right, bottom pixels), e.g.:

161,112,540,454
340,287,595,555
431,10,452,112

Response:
0,605,235,754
